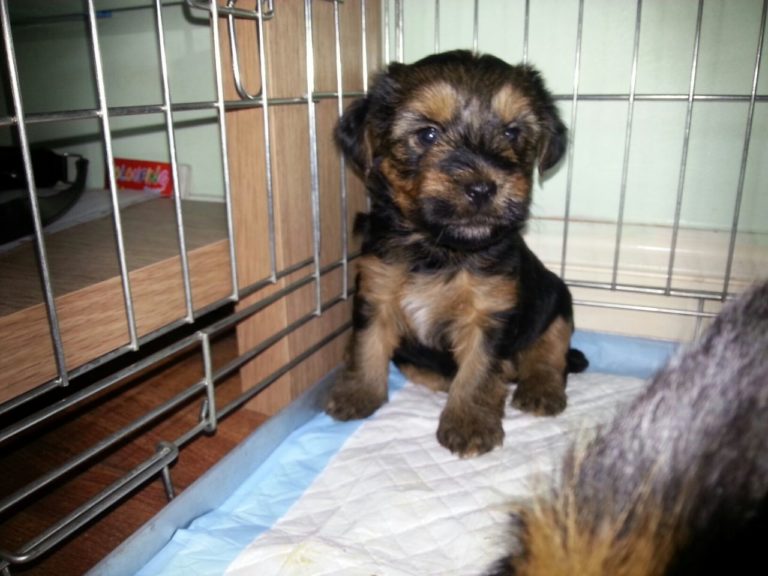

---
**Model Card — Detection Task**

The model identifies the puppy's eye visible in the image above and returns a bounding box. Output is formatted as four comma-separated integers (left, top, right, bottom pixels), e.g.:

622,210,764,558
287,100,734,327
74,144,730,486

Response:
503,125,521,143
416,126,440,146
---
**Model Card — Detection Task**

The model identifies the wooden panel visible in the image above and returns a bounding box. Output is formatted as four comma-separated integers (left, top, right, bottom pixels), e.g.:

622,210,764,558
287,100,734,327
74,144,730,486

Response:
0,198,226,316
0,241,232,404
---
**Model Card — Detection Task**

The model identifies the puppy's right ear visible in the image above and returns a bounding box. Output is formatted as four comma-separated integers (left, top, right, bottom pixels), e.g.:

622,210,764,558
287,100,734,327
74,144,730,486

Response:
335,97,371,175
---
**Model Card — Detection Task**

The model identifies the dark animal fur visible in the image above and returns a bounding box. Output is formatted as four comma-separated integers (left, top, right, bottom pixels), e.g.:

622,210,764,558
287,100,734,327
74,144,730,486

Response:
489,279,768,575
326,50,586,457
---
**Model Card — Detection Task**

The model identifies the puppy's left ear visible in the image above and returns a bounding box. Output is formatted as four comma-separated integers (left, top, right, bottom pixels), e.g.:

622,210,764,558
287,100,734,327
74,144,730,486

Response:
519,65,568,174
537,106,567,174
335,97,371,175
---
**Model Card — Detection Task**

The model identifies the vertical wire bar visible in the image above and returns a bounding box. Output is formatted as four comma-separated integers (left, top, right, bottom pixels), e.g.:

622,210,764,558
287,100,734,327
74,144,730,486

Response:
160,463,176,501
362,0,372,212
0,0,69,386
472,0,479,53
693,297,705,340
666,0,704,294
334,0,350,299
227,9,258,100
722,0,766,298
85,0,139,350
434,0,440,53
155,0,195,322
384,0,391,63
209,0,241,300
255,0,278,282
395,0,404,62
559,0,585,278
200,332,217,432
611,0,643,288
226,0,267,101
304,0,323,315
361,0,369,93
522,0,530,65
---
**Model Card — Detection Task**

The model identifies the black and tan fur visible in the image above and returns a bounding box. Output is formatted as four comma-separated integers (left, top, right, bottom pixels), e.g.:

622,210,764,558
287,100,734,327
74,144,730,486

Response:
326,50,587,457
489,280,768,575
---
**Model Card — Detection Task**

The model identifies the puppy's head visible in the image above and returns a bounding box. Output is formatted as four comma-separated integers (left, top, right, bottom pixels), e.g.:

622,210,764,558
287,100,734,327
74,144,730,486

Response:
337,50,566,249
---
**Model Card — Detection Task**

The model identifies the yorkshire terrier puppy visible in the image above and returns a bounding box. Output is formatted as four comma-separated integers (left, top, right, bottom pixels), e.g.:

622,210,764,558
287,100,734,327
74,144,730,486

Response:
489,279,768,575
325,50,587,457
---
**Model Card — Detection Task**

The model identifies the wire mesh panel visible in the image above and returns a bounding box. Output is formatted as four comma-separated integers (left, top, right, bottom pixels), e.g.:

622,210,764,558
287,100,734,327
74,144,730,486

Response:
0,0,379,572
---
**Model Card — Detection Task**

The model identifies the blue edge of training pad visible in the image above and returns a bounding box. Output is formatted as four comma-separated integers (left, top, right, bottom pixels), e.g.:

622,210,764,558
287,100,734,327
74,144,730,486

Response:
90,330,679,576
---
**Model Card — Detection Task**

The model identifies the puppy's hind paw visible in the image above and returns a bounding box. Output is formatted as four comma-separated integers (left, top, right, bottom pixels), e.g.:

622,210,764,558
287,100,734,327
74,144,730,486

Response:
325,382,387,421
511,384,566,416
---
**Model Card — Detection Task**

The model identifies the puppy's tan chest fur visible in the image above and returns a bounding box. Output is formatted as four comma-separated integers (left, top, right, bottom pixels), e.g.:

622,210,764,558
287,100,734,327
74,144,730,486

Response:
360,256,517,348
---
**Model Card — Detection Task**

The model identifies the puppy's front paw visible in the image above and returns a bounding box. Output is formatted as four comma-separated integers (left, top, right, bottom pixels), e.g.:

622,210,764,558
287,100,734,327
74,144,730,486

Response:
326,379,387,421
437,407,504,457
511,383,566,416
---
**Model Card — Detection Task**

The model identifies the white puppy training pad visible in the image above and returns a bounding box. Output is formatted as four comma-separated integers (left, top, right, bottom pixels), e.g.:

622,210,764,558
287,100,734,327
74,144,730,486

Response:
223,372,646,576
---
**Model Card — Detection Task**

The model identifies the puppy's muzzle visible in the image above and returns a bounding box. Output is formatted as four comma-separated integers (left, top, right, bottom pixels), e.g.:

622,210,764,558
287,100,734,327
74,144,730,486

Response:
464,180,497,209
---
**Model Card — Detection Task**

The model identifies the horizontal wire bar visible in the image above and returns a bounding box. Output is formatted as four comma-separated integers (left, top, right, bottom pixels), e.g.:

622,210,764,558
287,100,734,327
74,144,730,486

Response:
185,0,275,21
214,295,344,383
573,298,718,318
64,296,230,379
218,319,351,420
0,381,206,516
172,419,209,450
566,279,736,301
6,91,761,127
1,258,349,443
552,93,768,102
0,443,178,566
204,259,347,338
0,92,371,127
10,2,187,27
0,337,200,445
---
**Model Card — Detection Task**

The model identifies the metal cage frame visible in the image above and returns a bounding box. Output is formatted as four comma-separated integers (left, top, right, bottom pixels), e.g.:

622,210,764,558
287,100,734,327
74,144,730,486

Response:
1,0,766,572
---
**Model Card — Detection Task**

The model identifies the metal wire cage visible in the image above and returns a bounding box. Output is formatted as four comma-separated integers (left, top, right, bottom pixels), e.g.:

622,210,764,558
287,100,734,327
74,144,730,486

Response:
0,0,375,571
0,0,766,573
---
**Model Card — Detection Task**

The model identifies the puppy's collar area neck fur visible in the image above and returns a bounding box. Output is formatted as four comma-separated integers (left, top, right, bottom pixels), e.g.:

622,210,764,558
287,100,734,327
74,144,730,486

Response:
422,220,520,252
359,201,523,274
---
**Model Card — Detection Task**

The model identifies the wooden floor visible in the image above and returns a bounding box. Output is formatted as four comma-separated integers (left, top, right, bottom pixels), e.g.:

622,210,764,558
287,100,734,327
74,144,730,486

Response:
0,332,268,576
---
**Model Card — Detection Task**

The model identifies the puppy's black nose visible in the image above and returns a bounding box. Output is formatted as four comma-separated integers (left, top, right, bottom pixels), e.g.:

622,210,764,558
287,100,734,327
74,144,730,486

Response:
464,180,497,207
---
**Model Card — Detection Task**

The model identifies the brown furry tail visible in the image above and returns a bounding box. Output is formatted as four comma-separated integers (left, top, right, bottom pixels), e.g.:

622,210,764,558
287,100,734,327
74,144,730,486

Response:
490,280,768,576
